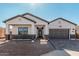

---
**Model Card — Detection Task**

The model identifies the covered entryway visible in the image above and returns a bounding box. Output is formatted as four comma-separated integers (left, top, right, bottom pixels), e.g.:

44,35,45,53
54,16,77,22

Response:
35,25,45,39
37,27,43,39
49,29,69,39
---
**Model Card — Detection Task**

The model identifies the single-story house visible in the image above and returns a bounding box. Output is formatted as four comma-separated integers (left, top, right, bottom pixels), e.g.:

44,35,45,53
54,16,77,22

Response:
3,13,77,40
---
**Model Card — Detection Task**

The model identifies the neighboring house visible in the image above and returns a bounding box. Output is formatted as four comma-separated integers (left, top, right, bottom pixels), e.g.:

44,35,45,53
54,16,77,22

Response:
3,13,77,40
0,27,5,39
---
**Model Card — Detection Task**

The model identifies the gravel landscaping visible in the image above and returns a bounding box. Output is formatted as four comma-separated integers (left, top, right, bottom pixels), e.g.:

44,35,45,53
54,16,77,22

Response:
0,39,79,56
0,40,54,56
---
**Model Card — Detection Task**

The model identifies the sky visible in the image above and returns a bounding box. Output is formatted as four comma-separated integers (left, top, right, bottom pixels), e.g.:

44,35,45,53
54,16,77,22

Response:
1,3,79,27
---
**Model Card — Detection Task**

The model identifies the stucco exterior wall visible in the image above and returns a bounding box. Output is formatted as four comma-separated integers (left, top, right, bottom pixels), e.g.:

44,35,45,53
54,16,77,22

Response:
43,24,49,35
24,15,49,35
11,25,32,35
5,17,35,35
24,15,47,24
49,19,76,34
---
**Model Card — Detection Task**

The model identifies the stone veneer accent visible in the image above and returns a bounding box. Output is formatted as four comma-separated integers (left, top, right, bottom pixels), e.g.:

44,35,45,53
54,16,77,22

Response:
70,34,76,38
44,35,48,40
6,34,36,40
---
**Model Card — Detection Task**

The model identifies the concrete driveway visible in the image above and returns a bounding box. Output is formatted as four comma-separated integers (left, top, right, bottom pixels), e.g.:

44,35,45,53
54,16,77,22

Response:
42,39,79,56
49,39,79,51
42,49,79,56
42,50,70,56
0,40,54,56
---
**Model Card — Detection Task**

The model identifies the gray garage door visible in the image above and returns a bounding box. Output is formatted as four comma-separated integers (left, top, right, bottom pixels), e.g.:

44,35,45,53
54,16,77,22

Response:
49,29,69,39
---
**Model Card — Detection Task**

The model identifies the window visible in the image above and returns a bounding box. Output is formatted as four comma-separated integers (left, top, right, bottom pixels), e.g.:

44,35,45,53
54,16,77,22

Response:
18,27,28,35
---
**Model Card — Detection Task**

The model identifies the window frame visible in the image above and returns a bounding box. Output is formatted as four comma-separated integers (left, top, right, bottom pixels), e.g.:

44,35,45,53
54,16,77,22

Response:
18,27,28,35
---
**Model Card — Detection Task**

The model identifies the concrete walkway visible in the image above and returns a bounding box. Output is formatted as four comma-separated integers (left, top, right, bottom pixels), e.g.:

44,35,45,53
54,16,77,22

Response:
64,49,79,56
0,40,8,44
41,50,70,56
41,49,79,56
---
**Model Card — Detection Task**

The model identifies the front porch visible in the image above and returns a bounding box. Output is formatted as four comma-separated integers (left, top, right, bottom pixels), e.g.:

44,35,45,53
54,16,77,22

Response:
6,24,48,40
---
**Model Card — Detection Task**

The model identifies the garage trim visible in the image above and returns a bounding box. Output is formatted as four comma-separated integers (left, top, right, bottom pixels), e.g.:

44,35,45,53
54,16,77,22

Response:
49,29,70,39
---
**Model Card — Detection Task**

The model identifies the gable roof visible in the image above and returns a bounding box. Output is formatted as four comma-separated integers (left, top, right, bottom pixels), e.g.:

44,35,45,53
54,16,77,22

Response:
3,15,36,23
22,13,49,23
49,18,77,25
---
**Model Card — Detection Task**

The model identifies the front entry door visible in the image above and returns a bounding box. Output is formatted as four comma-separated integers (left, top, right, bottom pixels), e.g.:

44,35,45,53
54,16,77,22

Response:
37,27,43,39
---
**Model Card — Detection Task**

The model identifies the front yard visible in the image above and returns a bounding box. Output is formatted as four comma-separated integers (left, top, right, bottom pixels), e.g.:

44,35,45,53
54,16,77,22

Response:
0,40,54,56
0,39,79,56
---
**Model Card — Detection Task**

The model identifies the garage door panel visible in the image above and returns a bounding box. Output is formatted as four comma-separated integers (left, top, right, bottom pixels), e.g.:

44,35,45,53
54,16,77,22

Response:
49,29,69,39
